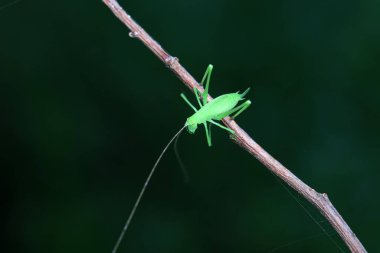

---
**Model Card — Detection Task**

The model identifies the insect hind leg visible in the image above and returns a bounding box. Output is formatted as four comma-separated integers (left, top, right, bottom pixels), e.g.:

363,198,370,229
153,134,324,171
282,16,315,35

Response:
231,100,251,119
214,100,251,120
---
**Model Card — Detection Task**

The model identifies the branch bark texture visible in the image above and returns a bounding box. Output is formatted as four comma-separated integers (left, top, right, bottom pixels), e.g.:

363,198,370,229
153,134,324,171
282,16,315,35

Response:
103,1,367,252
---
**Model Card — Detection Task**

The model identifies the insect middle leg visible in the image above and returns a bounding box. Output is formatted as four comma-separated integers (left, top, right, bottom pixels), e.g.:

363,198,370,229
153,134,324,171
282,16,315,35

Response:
200,64,213,105
203,122,212,146
209,120,235,135
193,87,203,108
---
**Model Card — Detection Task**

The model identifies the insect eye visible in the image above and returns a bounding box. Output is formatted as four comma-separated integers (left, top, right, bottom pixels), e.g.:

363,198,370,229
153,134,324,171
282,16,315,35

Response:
187,124,197,134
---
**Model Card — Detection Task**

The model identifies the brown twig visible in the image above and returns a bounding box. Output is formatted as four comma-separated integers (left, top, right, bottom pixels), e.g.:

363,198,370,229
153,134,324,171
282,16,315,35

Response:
102,1,367,252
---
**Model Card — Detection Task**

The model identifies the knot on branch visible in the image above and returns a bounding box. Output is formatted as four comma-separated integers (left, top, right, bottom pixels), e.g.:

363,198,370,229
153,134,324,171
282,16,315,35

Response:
129,31,140,38
165,56,179,70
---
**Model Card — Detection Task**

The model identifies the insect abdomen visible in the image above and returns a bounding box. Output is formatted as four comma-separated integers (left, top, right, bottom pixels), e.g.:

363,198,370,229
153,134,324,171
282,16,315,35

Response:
188,93,241,124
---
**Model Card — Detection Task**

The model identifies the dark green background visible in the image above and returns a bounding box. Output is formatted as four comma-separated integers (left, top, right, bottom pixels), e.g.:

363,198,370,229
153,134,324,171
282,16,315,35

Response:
1,0,379,252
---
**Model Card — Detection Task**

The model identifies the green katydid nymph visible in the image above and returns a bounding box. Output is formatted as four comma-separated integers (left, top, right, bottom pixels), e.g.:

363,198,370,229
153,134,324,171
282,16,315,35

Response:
181,64,251,146
112,64,252,253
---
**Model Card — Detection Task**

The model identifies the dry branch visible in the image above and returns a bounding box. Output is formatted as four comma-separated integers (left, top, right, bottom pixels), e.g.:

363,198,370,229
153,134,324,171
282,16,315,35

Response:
103,1,367,252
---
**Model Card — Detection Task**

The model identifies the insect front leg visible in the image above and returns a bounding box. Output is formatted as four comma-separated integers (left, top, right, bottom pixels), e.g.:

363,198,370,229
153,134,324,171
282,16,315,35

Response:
180,93,198,112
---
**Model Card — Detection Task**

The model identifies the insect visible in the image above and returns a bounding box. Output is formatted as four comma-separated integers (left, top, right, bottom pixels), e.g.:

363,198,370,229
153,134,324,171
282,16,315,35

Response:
112,64,251,253
181,64,251,146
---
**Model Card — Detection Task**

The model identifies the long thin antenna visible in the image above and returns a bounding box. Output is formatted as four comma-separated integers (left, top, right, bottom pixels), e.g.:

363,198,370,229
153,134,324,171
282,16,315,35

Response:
103,2,367,252
266,230,337,253
270,172,345,252
112,124,187,253
0,0,21,11
174,130,190,183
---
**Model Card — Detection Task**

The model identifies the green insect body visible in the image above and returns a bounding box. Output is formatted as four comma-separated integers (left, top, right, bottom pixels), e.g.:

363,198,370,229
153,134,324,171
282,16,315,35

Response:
186,91,250,131
112,64,252,253
181,64,252,146
113,64,339,253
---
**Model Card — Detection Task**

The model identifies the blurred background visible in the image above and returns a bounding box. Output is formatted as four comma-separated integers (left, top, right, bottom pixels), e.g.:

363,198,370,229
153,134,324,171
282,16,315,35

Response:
1,0,379,252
